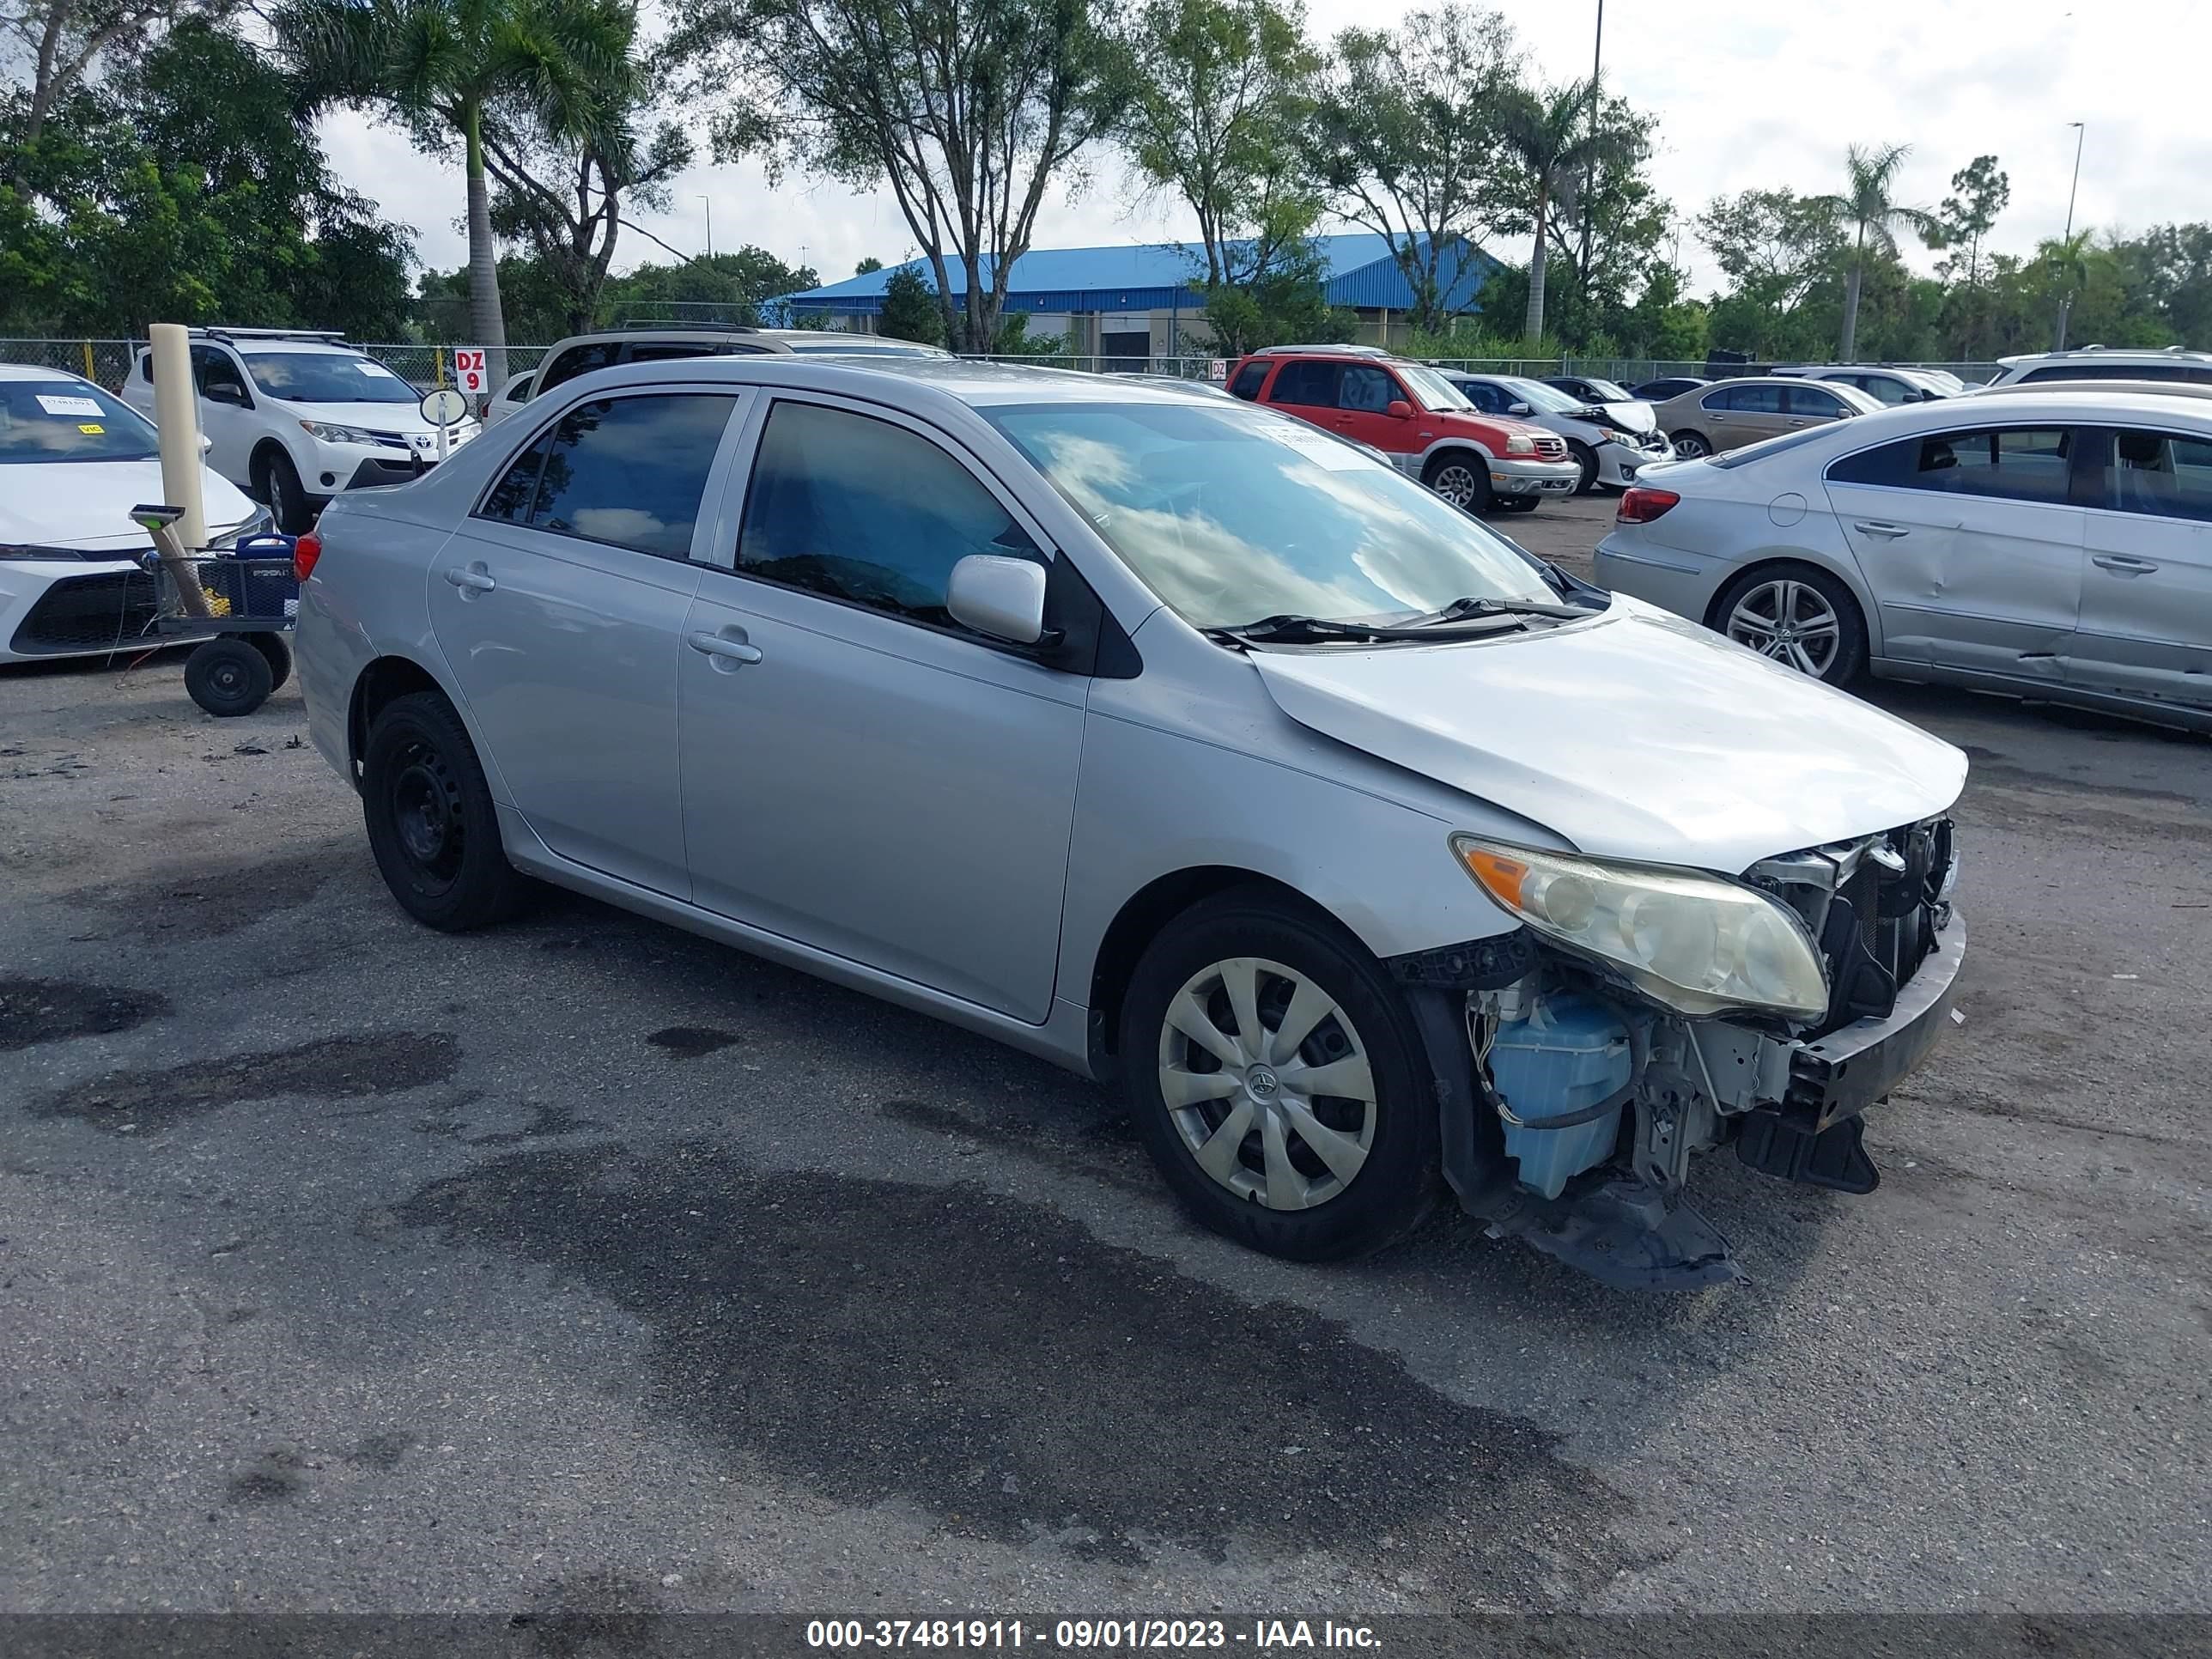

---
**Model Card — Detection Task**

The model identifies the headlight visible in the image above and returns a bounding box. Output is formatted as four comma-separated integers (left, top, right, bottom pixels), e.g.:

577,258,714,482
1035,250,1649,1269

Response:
299,419,389,447
209,505,275,547
1504,433,1535,455
1450,836,1829,1020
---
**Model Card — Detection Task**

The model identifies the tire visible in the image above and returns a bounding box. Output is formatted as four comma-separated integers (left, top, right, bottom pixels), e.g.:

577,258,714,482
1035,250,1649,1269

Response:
246,631,291,693
1712,563,1868,686
1422,451,1491,514
256,448,315,534
185,637,273,717
1119,890,1440,1261
1567,440,1600,493
1669,430,1711,459
361,690,526,932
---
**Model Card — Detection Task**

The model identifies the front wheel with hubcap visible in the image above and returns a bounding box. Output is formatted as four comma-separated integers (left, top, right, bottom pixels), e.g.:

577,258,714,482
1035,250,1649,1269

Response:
1423,452,1492,514
1668,430,1711,459
1713,564,1867,685
1121,893,1437,1261
362,690,526,931
256,449,314,534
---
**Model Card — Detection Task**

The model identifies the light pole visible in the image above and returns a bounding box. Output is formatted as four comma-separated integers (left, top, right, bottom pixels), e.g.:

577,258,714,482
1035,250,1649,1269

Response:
1578,0,1605,284
698,194,714,262
2055,122,2085,350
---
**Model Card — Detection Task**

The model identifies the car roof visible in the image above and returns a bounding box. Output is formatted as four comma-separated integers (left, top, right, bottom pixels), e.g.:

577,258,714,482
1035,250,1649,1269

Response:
1962,377,2212,401
0,363,97,382
1998,347,2212,367
546,352,1239,412
543,325,951,358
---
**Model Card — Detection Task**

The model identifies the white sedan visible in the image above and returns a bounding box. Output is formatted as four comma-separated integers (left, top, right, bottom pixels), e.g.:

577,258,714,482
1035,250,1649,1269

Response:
2,366,264,665
1594,386,2212,732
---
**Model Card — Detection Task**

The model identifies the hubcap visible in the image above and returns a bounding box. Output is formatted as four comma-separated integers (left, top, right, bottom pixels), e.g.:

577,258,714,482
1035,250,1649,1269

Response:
1728,579,1842,678
1157,957,1376,1212
1431,465,1478,506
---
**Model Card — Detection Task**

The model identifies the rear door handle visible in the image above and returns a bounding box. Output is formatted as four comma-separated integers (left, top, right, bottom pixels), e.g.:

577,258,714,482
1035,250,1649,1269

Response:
2092,553,2159,574
1852,521,1910,539
443,563,495,592
688,629,763,667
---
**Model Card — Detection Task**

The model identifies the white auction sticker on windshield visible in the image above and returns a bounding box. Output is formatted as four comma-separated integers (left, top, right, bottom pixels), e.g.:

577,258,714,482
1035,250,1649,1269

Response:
1263,421,1370,470
36,393,103,416
355,362,398,377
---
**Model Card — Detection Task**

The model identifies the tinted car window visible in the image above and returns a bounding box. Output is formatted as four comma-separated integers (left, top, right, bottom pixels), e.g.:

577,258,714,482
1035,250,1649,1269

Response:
481,433,552,522
1264,360,1340,408
525,394,737,556
538,343,620,394
1338,366,1398,412
2102,428,2212,521
2021,362,2212,384
191,347,248,400
737,401,1043,630
1828,427,2073,502
625,342,747,366
1228,362,1268,401
1716,383,1784,414
1784,385,1847,418
1453,379,1507,416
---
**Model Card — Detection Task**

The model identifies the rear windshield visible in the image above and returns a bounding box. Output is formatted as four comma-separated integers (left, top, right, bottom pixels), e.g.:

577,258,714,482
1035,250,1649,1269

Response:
0,380,159,463
1707,424,1843,470
242,351,418,404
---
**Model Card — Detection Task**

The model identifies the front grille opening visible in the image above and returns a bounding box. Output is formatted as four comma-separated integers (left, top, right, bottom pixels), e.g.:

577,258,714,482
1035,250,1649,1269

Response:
10,570,158,656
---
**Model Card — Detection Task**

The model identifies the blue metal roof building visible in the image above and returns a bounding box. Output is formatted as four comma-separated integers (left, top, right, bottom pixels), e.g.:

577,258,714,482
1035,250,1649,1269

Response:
771,233,1498,351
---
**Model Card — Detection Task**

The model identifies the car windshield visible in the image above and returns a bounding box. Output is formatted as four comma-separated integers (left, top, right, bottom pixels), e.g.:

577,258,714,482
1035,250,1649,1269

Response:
0,380,159,464
241,351,418,404
1395,363,1474,412
1500,377,1586,414
984,400,1566,631
1579,378,1634,403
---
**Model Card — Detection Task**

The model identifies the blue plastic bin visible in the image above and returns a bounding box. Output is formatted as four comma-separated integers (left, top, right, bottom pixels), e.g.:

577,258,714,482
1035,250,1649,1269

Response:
1488,994,1633,1199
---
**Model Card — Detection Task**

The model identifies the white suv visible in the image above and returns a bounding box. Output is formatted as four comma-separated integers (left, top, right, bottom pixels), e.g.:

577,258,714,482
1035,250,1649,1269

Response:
122,329,478,531
1774,365,1954,404
1982,346,2212,391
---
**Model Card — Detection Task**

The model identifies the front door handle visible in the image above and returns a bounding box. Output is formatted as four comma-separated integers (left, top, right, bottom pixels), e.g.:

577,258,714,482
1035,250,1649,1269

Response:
688,629,763,668
1852,520,1911,539
2092,553,2159,574
444,563,495,592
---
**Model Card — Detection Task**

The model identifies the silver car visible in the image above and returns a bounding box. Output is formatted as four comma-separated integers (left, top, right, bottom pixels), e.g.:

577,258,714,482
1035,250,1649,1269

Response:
295,356,1966,1288
1595,388,2212,732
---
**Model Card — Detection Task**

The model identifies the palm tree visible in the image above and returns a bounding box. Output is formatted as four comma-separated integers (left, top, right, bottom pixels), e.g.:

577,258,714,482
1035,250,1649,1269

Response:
278,0,633,383
1811,141,1939,363
2041,228,2095,350
1494,76,1622,347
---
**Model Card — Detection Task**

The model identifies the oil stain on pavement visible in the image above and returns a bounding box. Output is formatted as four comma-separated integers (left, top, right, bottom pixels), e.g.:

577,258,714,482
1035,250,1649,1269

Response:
0,975,168,1051
33,1032,461,1133
398,1142,1631,1595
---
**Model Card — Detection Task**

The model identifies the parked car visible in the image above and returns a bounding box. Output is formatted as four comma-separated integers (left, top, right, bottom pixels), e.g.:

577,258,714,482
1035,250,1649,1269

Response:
483,369,535,425
1226,344,1577,512
2,365,265,664
1649,376,1882,458
487,324,956,423
295,355,1967,1288
1774,365,1955,404
1627,375,1709,402
119,329,479,532
1594,387,2212,732
1445,371,1673,492
1543,374,1638,406
1981,346,2212,389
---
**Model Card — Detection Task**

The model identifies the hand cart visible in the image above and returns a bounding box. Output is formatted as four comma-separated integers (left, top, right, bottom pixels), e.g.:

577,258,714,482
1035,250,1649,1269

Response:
141,526,301,718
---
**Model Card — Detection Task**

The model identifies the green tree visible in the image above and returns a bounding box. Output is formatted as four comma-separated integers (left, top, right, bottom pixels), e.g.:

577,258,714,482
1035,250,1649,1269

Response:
1,0,234,152
1307,3,1516,334
279,0,635,381
2040,228,2096,349
1695,186,1844,357
876,267,945,345
1199,236,1355,354
1932,153,2007,289
670,0,1127,351
1808,141,1937,363
1120,0,1321,292
1492,75,1633,346
854,256,884,276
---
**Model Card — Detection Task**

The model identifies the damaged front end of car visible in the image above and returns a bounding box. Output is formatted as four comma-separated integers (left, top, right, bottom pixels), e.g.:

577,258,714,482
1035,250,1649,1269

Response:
1392,817,1964,1290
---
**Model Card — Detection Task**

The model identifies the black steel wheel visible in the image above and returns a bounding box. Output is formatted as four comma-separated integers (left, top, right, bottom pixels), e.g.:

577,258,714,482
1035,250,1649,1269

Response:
184,637,273,717
361,690,526,931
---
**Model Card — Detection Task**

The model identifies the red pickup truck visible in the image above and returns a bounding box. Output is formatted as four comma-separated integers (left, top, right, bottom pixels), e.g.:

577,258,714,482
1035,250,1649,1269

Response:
1225,344,1580,514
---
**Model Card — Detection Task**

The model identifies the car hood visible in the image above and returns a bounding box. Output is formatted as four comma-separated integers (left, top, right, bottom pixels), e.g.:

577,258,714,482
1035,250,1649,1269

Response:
1249,599,1967,872
289,401,479,440
0,460,257,550
1592,400,1657,434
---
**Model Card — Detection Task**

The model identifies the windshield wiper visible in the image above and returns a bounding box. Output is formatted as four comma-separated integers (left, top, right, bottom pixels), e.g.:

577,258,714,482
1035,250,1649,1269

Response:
1406,594,1599,625
1208,611,1534,647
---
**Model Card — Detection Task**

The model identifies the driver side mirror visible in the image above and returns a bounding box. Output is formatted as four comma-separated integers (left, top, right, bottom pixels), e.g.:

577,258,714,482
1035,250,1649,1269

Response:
204,382,246,407
1385,399,1413,420
947,554,1049,646
1509,402,1532,416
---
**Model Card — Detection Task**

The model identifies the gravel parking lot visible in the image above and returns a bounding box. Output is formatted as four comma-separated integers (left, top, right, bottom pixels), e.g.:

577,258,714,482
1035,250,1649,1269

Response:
3,494,2207,1626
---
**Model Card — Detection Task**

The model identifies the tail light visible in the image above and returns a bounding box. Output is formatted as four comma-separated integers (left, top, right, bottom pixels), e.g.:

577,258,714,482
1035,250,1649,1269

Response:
1616,487,1680,525
293,530,321,581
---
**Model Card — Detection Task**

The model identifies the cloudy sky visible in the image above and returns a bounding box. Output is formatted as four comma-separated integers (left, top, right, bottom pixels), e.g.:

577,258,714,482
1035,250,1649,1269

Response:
317,0,2197,305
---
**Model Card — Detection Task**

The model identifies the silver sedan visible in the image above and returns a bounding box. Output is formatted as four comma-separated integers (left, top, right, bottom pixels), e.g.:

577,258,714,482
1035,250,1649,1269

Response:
1595,387,2212,732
